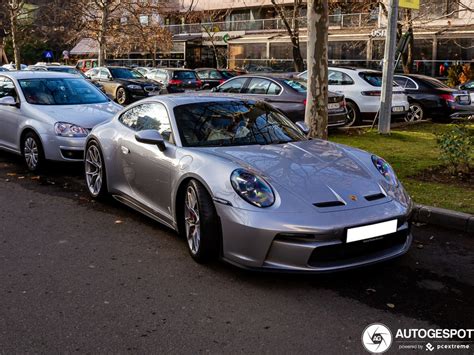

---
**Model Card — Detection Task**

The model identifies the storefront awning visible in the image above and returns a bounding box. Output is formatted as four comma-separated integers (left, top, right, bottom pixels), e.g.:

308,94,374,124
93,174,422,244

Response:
70,38,99,56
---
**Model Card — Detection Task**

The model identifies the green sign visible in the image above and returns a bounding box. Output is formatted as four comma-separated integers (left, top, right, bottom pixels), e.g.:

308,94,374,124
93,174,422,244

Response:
223,33,230,43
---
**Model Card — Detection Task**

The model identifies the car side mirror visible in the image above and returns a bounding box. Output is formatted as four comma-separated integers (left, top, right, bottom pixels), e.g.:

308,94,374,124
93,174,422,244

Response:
211,87,217,92
0,96,19,107
135,129,166,151
296,121,310,135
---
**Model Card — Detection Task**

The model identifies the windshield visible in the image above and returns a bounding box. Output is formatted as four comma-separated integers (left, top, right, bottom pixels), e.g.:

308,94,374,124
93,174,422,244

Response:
109,68,143,79
19,78,108,105
284,79,307,92
359,72,398,87
174,101,307,147
220,70,235,79
173,71,198,80
47,67,86,78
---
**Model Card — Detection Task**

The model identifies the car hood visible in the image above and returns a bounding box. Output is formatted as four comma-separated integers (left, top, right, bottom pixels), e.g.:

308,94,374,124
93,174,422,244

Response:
207,140,391,211
30,101,122,129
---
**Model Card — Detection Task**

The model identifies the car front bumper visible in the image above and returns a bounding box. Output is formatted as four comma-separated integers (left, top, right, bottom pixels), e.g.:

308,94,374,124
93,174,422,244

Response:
41,134,86,162
215,200,412,273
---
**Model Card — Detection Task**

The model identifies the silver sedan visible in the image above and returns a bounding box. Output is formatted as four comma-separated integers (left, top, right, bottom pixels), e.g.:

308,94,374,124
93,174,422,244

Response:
0,71,122,171
84,95,413,272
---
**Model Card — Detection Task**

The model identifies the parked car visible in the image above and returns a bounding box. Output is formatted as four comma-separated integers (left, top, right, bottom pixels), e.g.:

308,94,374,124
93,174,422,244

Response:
0,67,8,72
211,75,348,127
84,95,413,271
85,66,163,105
135,67,153,76
458,80,474,108
145,68,202,93
0,71,122,171
195,68,236,89
75,59,98,73
299,68,409,126
394,74,472,122
2,63,27,70
26,64,106,92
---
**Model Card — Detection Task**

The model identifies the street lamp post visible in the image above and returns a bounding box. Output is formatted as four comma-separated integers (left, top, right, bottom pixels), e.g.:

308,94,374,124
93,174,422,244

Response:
378,0,400,134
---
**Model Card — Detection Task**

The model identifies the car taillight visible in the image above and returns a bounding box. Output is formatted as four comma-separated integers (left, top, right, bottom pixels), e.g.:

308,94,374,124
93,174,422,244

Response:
169,79,183,85
361,91,381,96
219,79,226,84
196,80,202,86
440,94,455,102
342,99,347,108
303,99,307,105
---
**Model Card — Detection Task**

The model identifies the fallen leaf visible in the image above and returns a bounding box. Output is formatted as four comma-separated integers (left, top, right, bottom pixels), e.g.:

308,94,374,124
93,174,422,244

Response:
6,173,17,176
17,176,25,180
31,176,40,180
417,244,424,249
115,220,123,224
366,288,376,293
387,303,395,309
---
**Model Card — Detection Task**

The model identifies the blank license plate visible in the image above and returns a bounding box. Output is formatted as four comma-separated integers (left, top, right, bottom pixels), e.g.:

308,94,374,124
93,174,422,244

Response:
459,96,470,104
346,219,398,243
392,106,404,112
328,103,340,110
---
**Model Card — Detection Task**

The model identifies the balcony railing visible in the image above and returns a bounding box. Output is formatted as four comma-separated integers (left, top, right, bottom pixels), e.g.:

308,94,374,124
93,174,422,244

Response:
166,13,378,36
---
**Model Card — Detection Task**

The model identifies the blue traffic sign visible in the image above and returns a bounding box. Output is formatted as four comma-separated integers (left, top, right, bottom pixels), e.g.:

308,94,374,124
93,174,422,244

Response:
43,50,53,59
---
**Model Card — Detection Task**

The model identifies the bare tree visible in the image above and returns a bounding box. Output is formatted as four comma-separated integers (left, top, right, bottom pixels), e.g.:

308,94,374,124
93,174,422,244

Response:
270,0,305,72
305,0,328,139
123,1,173,67
73,0,123,66
6,0,25,68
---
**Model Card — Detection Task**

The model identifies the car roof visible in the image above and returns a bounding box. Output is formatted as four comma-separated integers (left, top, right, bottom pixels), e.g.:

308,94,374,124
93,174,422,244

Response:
0,71,79,79
141,94,258,107
328,66,381,74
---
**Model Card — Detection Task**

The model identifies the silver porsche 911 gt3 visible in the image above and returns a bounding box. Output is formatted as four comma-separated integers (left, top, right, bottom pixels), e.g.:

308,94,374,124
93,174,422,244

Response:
84,95,413,272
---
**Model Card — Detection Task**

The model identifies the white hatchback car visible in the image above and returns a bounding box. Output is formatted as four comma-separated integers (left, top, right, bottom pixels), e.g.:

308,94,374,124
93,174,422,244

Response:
0,71,122,171
299,67,409,126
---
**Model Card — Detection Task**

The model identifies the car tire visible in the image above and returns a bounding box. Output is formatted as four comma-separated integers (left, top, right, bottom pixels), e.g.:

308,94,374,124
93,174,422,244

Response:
181,180,220,263
345,101,360,127
85,140,108,199
22,131,45,172
116,87,128,105
405,102,424,122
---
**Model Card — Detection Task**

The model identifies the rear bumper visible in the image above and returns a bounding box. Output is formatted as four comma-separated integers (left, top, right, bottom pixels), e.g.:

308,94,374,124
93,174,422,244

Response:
328,111,348,127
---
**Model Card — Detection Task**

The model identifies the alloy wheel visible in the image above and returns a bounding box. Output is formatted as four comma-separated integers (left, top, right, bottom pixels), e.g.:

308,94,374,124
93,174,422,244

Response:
24,137,39,171
406,103,423,122
85,144,103,197
184,186,201,255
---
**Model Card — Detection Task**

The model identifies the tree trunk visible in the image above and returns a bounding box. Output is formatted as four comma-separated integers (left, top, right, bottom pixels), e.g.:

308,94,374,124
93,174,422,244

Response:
305,0,329,140
292,38,305,72
402,10,413,74
9,2,21,69
98,5,109,66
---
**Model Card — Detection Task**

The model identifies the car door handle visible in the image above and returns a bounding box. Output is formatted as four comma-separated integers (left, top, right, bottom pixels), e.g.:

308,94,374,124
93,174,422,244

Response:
121,146,130,154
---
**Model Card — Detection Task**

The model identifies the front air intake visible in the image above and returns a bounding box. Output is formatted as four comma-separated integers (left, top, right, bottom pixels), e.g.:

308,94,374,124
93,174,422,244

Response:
364,193,386,201
313,201,345,208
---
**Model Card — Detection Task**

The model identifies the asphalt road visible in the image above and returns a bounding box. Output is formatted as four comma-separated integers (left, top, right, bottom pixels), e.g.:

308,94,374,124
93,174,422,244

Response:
0,151,473,354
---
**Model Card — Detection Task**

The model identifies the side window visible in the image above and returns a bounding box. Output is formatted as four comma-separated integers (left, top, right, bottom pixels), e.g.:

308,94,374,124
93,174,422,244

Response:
328,71,354,85
197,71,209,79
394,77,408,88
245,78,271,94
98,69,109,79
217,78,247,93
0,77,18,100
87,68,99,78
267,82,282,95
405,79,417,89
209,70,221,79
119,103,174,143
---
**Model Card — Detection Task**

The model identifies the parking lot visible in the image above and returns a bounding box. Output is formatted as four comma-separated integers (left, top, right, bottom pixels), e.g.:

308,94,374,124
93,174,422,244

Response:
0,150,472,353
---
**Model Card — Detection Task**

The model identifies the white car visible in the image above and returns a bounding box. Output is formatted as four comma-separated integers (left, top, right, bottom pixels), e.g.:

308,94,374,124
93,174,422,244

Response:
0,71,122,171
299,68,409,126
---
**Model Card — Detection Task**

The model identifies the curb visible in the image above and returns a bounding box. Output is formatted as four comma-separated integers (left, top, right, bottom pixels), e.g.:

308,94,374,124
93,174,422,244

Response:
412,204,474,234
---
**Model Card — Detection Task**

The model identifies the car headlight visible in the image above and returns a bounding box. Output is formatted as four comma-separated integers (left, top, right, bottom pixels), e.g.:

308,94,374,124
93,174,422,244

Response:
54,122,88,137
127,84,142,90
230,169,275,208
371,155,398,185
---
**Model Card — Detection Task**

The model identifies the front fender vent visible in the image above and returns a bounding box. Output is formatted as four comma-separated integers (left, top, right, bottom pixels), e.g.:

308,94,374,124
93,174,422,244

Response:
313,201,345,208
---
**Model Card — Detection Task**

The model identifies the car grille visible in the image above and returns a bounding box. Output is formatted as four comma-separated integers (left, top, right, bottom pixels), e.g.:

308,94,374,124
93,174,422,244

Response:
144,86,158,93
308,230,408,267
